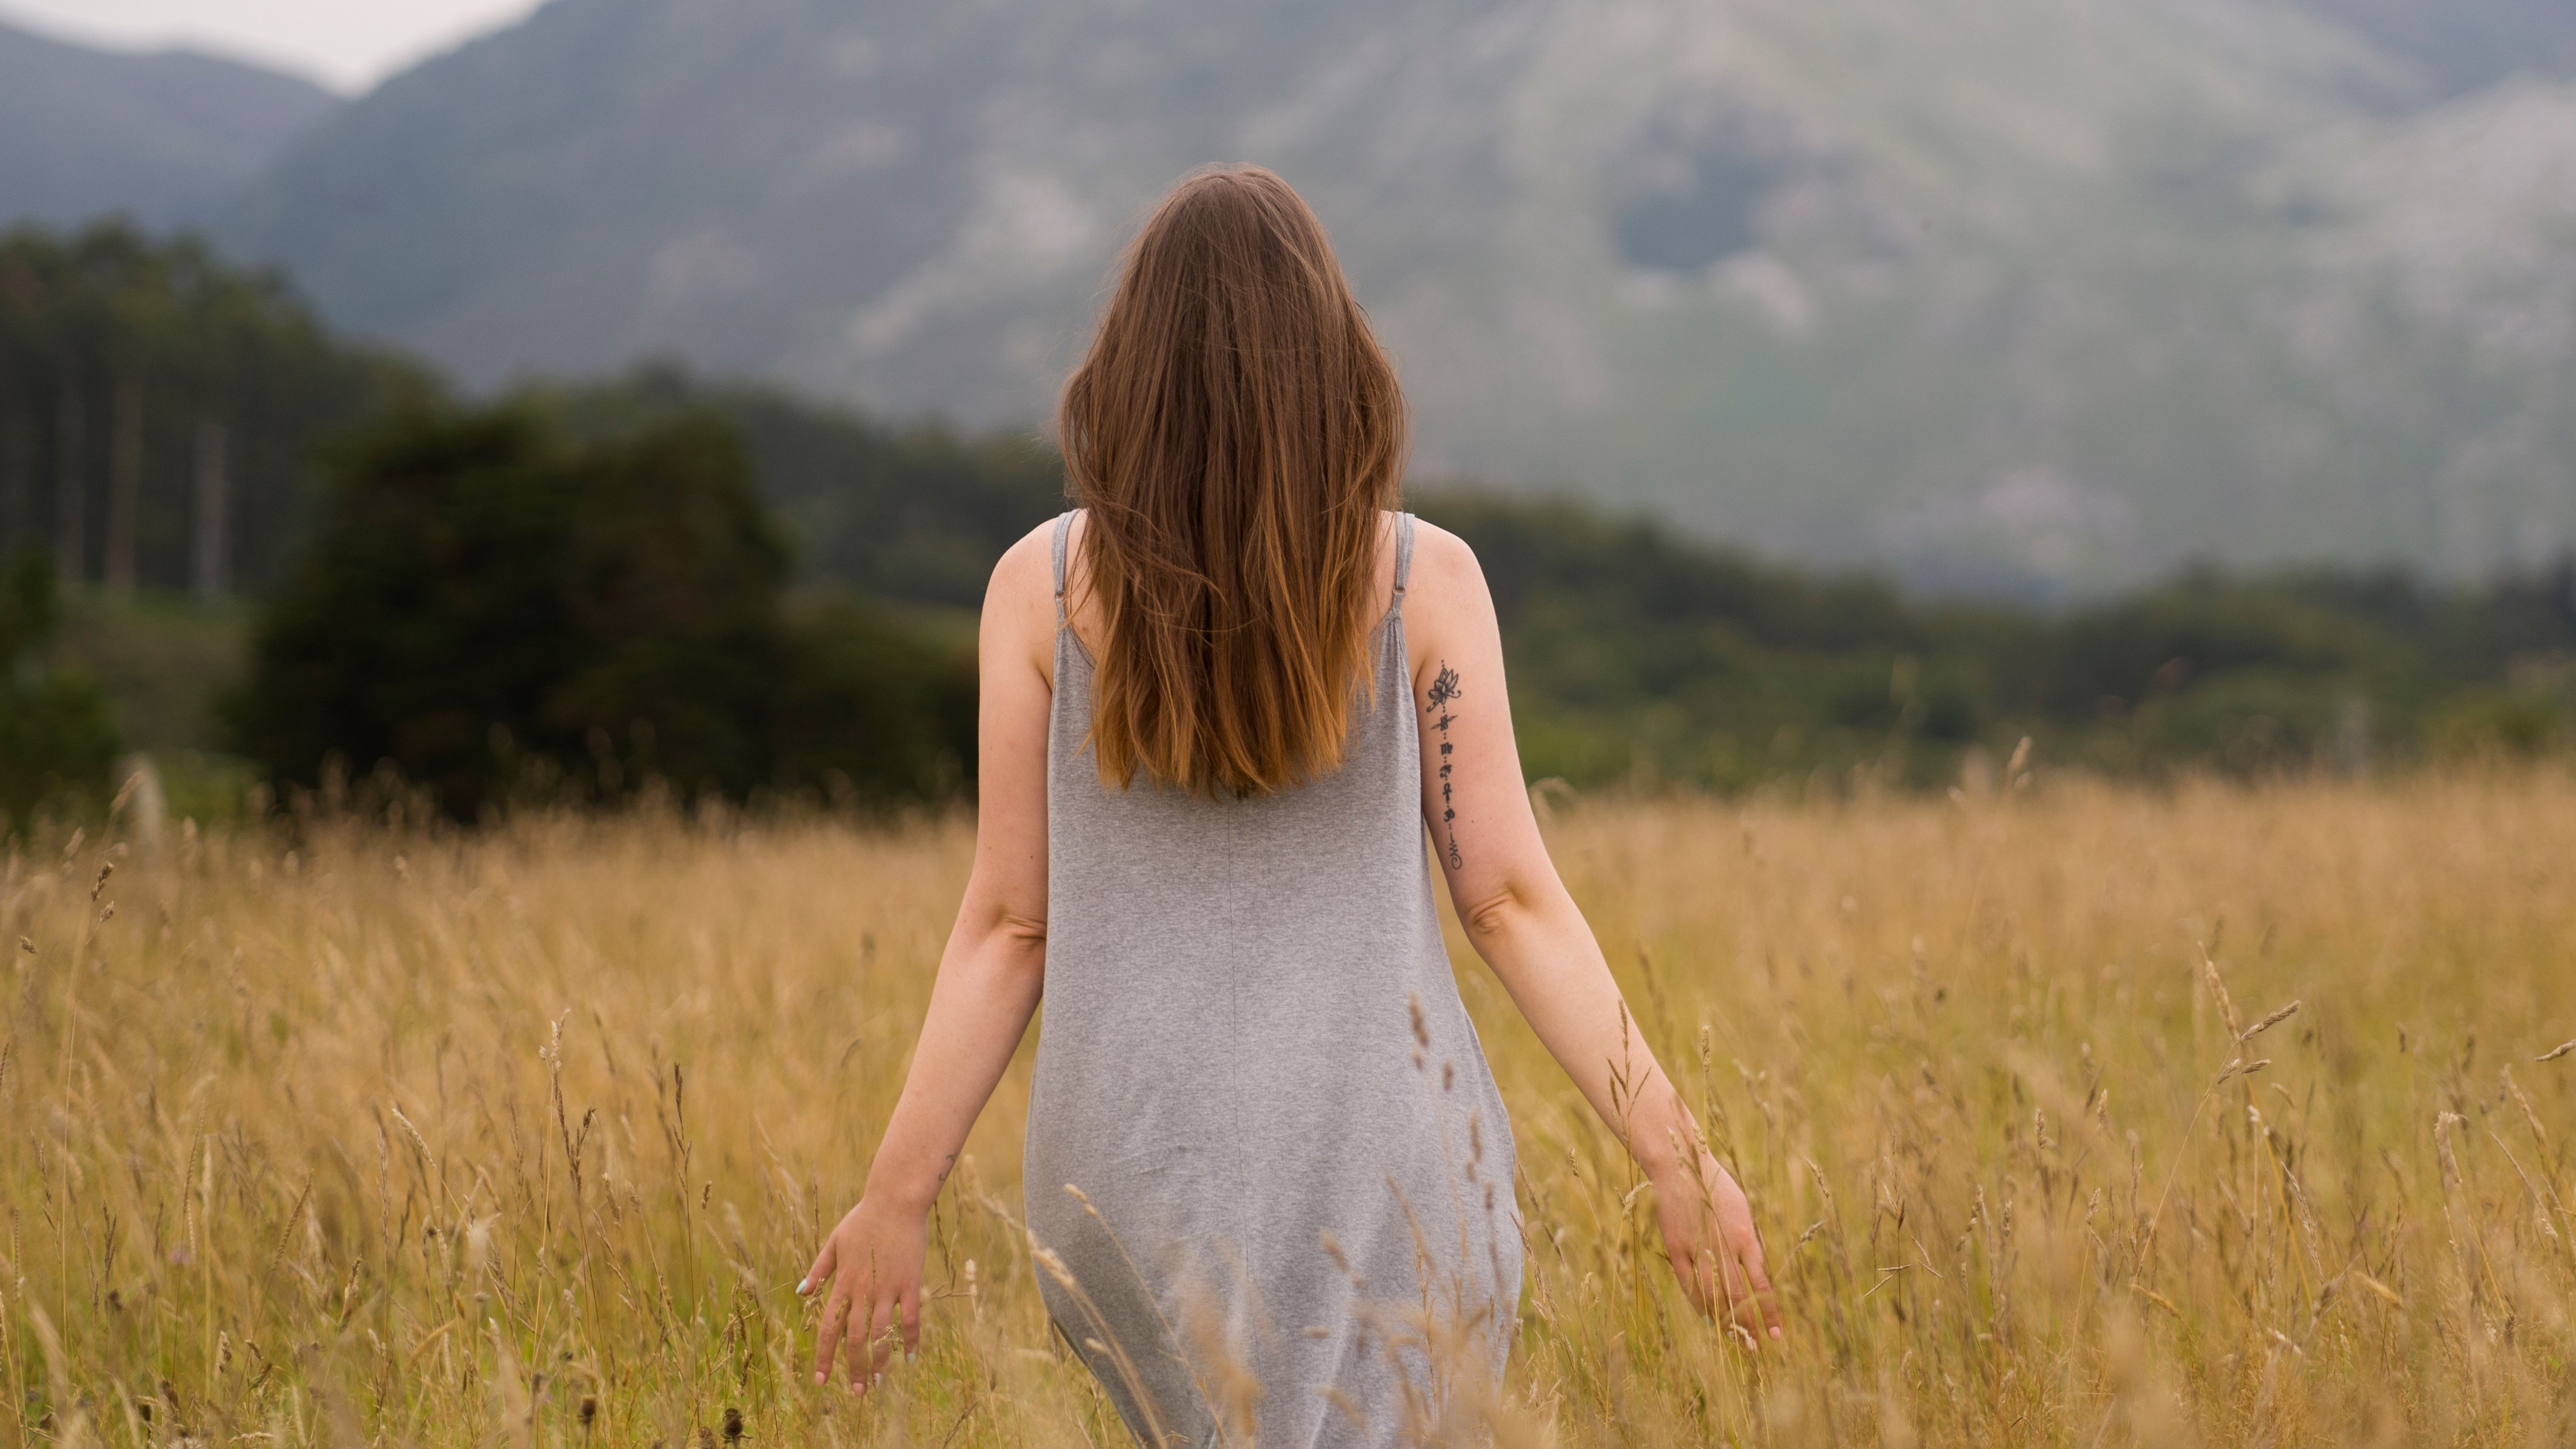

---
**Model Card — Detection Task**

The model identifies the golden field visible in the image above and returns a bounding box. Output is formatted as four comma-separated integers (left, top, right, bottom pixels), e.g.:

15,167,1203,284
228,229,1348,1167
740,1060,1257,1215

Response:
0,773,2571,1447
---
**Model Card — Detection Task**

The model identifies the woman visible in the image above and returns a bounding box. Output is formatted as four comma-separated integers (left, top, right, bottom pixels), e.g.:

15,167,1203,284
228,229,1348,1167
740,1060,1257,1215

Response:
801,165,1780,1445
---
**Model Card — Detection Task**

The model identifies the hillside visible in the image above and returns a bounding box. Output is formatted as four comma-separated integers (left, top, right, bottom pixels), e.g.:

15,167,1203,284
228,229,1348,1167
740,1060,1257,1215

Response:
211,0,2576,589
0,18,338,229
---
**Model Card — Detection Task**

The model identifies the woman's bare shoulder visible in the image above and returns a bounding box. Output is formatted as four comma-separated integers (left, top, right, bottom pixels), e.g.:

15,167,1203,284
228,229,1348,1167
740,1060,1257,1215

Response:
1398,515,1500,683
1402,517,1494,610
986,513,1071,671
997,513,1067,582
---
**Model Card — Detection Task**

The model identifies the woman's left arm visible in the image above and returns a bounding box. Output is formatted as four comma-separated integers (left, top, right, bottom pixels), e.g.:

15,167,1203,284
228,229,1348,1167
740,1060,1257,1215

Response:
800,524,1060,1389
1402,521,1783,1344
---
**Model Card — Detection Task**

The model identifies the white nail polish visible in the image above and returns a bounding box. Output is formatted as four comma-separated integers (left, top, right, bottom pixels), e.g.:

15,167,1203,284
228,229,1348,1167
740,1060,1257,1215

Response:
796,1277,810,1294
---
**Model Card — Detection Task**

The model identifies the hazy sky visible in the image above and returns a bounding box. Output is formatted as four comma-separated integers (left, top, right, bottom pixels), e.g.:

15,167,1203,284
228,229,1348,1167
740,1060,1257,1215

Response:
0,0,544,91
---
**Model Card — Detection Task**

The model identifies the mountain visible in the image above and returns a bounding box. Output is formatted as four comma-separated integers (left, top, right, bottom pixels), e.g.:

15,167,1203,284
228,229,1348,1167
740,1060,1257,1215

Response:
0,18,340,229
216,0,2576,589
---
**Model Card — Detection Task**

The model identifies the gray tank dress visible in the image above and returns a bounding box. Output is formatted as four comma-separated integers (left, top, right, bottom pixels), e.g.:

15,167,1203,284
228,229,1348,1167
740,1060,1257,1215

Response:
1025,511,1521,1448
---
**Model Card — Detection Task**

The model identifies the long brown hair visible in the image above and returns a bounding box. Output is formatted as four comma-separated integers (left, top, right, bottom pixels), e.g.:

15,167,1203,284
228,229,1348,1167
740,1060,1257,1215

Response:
1060,165,1407,798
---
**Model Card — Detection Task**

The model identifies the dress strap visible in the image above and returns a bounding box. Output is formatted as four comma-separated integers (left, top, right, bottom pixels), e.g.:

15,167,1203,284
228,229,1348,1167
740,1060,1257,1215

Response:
1050,510,1074,627
1391,512,1416,615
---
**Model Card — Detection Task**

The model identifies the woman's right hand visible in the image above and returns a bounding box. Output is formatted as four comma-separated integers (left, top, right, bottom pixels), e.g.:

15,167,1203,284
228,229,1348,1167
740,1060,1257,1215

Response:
1654,1147,1783,1346
801,1195,929,1390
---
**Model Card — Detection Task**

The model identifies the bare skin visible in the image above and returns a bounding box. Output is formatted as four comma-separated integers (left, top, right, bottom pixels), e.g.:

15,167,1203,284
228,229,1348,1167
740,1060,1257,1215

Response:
801,512,1781,1391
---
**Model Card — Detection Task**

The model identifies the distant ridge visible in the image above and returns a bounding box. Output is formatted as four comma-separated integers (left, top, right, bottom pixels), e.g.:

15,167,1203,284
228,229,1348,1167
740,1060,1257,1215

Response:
0,16,339,230
212,0,2576,586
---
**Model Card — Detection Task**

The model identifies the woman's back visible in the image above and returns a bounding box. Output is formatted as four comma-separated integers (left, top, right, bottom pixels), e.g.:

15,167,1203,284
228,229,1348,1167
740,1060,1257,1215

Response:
1030,509,1517,1447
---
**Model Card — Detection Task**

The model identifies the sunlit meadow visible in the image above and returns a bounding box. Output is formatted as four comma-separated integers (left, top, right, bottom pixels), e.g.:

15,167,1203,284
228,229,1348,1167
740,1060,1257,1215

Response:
1,771,2571,1445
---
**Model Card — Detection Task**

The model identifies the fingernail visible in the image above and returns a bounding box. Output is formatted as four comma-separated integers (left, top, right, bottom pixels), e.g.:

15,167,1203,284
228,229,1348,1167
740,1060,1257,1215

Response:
812,1372,825,1386
796,1277,810,1294
906,1352,918,1365
1770,1326,1783,1339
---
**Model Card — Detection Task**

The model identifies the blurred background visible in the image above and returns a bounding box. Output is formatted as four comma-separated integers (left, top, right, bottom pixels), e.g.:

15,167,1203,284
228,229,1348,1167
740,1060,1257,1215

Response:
2,0,2574,823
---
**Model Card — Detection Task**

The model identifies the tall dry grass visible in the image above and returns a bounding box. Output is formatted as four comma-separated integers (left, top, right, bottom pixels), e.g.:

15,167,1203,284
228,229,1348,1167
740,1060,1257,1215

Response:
0,773,2570,1445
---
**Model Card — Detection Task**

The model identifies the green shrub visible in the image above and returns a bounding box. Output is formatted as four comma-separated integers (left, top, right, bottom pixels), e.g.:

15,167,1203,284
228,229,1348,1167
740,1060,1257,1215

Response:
2431,690,2564,761
771,600,975,803
0,550,123,827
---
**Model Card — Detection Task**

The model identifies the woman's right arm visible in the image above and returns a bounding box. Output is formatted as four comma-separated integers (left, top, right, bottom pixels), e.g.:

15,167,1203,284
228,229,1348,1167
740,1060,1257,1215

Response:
800,522,1060,1390
1401,521,1783,1343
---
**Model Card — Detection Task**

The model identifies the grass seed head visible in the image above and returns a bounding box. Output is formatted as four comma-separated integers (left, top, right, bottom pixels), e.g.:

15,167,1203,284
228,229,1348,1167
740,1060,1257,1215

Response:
2502,1065,2548,1148
2200,944,2244,1041
2239,1000,2300,1042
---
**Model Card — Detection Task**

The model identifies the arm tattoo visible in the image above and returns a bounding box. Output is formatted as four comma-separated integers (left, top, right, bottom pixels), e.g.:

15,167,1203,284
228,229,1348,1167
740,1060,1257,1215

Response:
1426,662,1465,868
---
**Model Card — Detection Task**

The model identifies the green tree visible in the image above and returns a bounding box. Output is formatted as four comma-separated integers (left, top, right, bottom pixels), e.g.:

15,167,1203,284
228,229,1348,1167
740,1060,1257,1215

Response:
228,406,970,819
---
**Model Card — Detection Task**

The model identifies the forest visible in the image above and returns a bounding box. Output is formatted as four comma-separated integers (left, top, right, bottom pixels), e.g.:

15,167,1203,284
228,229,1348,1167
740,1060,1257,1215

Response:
3,222,2572,821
